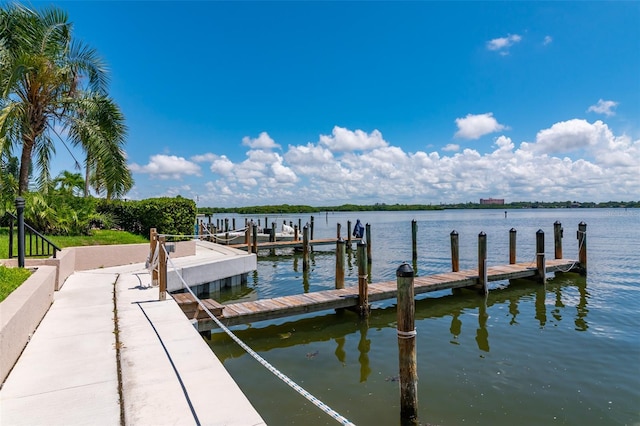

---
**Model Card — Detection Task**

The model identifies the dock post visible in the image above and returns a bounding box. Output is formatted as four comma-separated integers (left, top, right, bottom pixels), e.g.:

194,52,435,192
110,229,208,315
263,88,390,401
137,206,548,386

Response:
578,222,587,274
357,242,369,317
509,228,517,264
347,220,352,249
252,224,258,253
271,222,276,242
224,218,229,232
366,223,372,263
158,235,167,301
450,230,459,272
310,215,315,241
294,225,299,241
303,225,310,271
150,228,158,286
411,220,418,265
336,238,345,289
554,221,563,259
478,232,487,294
536,229,546,284
246,223,252,253
232,218,236,231
396,263,418,425
337,223,342,239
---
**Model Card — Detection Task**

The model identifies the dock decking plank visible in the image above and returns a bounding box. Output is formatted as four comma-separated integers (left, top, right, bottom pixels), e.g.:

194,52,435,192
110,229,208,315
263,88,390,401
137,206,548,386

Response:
189,258,580,329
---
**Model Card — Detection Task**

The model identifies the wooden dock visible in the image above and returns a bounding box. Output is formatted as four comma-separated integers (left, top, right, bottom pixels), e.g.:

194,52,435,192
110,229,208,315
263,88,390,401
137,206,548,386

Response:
176,258,580,330
229,237,361,251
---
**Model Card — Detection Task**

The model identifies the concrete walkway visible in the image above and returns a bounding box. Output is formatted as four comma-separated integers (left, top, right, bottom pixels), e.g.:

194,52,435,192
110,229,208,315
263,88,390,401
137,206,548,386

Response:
1,251,266,425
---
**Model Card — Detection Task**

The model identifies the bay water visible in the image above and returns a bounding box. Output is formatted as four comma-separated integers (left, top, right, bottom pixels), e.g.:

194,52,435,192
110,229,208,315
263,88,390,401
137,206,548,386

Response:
205,208,639,425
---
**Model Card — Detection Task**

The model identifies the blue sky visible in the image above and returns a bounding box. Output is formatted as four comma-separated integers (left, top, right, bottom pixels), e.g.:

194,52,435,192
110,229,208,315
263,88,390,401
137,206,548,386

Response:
39,1,639,207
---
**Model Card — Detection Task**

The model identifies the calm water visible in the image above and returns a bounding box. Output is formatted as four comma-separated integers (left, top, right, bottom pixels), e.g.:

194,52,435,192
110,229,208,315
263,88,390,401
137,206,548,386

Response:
204,209,640,425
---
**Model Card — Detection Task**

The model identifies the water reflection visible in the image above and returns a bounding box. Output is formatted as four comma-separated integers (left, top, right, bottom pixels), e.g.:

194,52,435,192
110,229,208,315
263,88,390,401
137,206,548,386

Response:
208,272,589,372
357,320,371,382
476,299,489,352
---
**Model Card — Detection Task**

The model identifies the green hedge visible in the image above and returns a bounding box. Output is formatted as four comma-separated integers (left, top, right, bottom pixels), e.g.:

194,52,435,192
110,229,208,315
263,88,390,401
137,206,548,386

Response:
97,196,196,238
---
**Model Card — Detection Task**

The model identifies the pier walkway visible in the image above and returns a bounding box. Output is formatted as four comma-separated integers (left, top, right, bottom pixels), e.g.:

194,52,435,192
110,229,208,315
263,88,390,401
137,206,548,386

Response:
0,246,266,426
229,237,362,251
188,258,579,330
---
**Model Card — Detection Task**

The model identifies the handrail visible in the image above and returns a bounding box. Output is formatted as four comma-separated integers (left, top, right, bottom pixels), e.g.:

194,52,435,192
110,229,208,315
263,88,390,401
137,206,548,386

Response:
6,212,62,259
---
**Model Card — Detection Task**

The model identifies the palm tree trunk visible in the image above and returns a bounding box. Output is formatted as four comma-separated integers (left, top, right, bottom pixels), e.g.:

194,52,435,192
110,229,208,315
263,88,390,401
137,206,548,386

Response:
18,136,34,195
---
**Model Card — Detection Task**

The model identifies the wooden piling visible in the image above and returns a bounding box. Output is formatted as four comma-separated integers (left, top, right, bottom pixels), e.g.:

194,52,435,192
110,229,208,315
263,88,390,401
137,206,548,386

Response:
336,238,345,289
536,229,546,284
252,224,258,254
578,222,587,274
366,223,372,264
310,215,315,241
337,223,342,239
357,242,369,317
245,222,251,248
450,230,459,272
150,228,158,286
509,228,517,264
271,222,276,242
302,225,310,271
396,263,418,424
224,218,229,232
411,220,418,264
232,218,236,231
347,220,352,248
158,235,167,301
478,232,487,294
554,221,563,259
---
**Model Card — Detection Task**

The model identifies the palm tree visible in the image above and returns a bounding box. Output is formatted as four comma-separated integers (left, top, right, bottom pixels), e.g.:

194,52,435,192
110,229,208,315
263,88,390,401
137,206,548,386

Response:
0,3,132,197
53,170,84,197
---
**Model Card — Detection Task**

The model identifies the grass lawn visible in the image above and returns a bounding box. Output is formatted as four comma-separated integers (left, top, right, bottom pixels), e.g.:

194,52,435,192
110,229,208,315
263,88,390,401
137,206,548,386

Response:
0,265,32,302
0,229,149,302
0,229,148,259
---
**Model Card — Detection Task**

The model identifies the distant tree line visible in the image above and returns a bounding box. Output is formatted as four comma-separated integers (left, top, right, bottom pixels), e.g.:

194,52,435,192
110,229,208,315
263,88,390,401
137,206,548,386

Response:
198,200,639,215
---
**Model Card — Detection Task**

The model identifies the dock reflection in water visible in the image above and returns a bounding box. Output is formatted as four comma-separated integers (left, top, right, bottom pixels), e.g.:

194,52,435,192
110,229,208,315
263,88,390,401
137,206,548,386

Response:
207,272,588,364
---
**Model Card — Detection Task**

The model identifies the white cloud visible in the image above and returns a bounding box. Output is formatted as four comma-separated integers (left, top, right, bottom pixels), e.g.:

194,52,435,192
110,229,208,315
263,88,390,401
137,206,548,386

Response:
587,99,618,117
486,34,522,55
442,144,460,152
319,126,388,152
543,35,553,45
210,155,234,176
454,113,507,140
533,119,611,154
129,154,201,179
131,123,640,205
242,132,280,149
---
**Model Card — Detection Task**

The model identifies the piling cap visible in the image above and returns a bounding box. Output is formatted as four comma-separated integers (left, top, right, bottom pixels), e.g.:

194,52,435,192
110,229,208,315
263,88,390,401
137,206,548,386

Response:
537,229,544,234
396,263,414,277
450,230,458,236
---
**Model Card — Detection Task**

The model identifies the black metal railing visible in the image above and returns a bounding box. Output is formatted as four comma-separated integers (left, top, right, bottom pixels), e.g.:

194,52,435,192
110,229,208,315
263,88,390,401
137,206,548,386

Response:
6,212,61,259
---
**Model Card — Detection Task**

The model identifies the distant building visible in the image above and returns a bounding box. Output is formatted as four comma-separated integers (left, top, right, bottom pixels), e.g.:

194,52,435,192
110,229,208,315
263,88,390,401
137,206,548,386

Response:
480,198,505,205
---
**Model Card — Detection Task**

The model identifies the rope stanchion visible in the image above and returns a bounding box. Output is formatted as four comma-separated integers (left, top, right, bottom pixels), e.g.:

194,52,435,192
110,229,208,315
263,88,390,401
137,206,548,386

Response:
160,245,356,426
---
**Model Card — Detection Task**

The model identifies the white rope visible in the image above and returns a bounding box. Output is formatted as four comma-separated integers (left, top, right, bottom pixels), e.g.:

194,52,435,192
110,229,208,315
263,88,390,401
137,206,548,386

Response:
160,244,356,426
397,329,417,339
554,230,587,273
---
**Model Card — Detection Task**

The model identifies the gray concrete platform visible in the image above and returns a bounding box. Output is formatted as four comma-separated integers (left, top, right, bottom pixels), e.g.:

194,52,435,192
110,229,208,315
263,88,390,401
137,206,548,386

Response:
0,244,266,426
